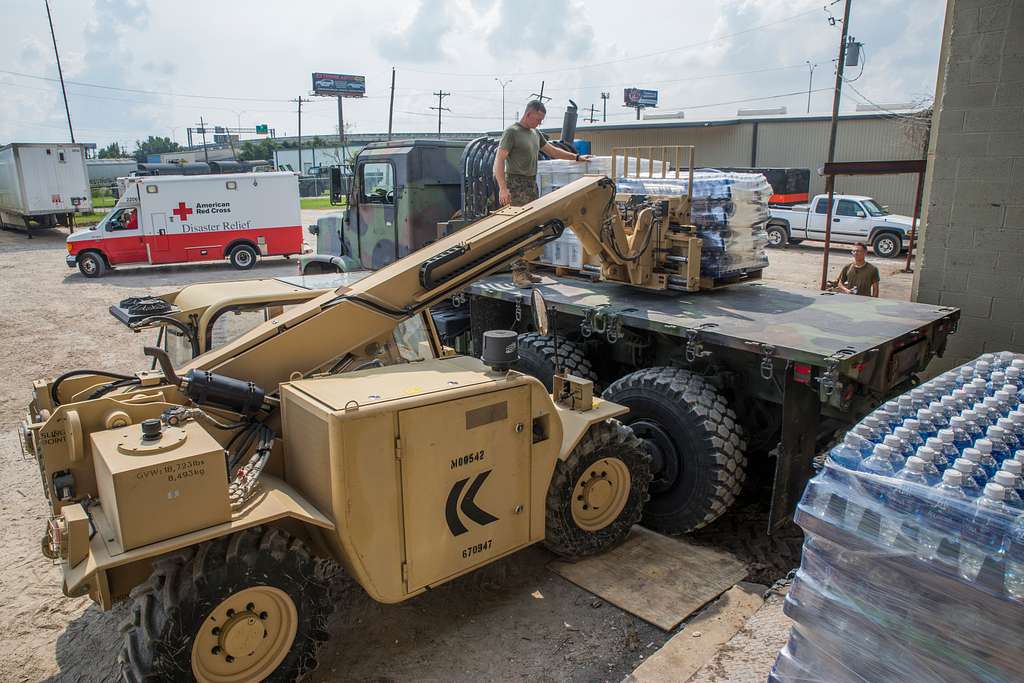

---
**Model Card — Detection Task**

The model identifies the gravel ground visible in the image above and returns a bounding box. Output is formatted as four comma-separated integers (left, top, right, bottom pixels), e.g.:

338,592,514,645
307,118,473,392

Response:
763,241,915,301
0,216,823,682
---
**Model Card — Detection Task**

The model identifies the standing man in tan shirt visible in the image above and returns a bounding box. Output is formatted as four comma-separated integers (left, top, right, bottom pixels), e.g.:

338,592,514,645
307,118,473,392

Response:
837,242,880,297
493,100,591,285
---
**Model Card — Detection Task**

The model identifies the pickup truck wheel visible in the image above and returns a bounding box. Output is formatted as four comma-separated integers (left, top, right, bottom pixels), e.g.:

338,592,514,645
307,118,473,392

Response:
228,244,258,270
118,527,333,683
765,224,788,248
871,232,902,258
77,252,106,278
512,333,597,391
543,419,651,561
602,367,747,534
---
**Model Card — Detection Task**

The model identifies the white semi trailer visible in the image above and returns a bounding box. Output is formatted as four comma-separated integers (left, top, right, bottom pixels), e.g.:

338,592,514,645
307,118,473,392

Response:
0,143,93,236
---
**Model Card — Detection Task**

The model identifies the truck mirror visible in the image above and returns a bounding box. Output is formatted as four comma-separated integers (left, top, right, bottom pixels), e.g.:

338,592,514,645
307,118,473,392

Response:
531,288,550,336
856,211,865,218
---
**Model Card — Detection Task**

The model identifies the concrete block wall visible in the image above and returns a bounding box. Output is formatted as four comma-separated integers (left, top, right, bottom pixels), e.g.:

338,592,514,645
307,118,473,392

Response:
913,0,1024,370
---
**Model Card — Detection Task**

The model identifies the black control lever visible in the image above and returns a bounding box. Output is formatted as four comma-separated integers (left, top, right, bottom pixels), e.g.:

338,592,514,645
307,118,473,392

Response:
144,347,182,386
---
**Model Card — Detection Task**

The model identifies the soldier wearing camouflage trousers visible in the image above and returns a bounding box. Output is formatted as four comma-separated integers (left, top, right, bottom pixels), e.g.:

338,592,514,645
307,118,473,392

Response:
493,100,591,287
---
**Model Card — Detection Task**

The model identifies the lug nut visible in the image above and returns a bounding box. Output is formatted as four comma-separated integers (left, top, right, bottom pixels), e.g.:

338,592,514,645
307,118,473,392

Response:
211,646,221,655
226,608,235,617
225,655,235,663
211,627,221,636
259,611,268,620
246,602,255,611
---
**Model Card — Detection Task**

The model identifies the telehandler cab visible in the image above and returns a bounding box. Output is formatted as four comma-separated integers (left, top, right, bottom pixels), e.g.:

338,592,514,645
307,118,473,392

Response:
21,175,671,681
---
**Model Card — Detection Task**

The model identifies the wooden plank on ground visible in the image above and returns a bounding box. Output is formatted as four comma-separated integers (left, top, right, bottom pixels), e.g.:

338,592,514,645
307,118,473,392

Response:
625,582,766,683
548,526,748,631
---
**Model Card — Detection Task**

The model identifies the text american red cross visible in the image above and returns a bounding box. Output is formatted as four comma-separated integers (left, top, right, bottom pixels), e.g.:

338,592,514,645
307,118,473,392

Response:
172,202,193,221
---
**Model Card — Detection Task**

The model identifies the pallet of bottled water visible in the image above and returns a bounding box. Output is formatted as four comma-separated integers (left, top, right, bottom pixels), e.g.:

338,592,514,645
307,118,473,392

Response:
771,351,1024,683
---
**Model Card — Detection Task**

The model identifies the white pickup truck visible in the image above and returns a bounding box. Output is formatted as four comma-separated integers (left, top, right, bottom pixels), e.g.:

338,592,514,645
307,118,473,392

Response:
766,194,913,258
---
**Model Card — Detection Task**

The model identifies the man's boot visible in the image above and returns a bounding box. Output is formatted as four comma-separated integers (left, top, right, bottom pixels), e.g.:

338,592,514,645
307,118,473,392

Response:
511,258,542,288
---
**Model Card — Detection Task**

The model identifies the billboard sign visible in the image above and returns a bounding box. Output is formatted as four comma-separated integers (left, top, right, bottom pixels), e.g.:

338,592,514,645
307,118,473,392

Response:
312,73,366,97
624,88,658,108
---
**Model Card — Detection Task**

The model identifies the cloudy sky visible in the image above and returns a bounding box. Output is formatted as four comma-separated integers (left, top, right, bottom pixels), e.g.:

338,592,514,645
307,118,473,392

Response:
1,0,945,150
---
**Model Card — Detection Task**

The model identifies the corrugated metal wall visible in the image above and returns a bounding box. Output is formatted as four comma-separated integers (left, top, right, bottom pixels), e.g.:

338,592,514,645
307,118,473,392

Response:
580,117,927,215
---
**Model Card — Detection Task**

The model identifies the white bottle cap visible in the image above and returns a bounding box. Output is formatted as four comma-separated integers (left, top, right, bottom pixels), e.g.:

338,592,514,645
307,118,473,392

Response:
953,389,970,400
925,437,944,450
998,417,1015,431
1003,459,1023,475
863,416,882,429
1010,360,1024,371
976,439,993,454
972,378,989,389
950,416,967,429
984,482,1006,500
992,371,1006,384
943,469,964,486
904,456,925,473
894,427,914,441
872,444,892,459
917,409,934,421
884,400,899,412
1013,412,1024,425
898,395,914,407
994,471,1018,488
983,397,1000,409
939,428,955,443
883,435,904,450
960,366,975,377
905,419,921,431
953,458,975,474
977,359,992,372
987,426,1006,440
963,448,983,463
941,396,957,408
916,447,936,464
963,410,979,422
1017,450,1024,463
996,390,1013,402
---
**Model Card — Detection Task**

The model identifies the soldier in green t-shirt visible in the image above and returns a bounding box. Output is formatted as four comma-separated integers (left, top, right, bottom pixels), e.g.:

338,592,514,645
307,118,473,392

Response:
492,100,591,285
837,242,880,297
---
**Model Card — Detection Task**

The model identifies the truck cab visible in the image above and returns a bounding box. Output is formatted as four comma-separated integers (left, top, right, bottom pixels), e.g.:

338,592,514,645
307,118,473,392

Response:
767,193,913,257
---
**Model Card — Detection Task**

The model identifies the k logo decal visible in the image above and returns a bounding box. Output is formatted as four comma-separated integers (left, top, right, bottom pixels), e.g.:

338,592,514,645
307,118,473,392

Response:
445,469,500,536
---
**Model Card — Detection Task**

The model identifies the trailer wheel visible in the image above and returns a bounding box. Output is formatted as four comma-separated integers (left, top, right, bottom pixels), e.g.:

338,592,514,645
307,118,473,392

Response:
544,419,651,561
765,224,788,248
228,244,258,270
512,333,597,391
118,527,333,683
602,367,747,534
77,252,106,278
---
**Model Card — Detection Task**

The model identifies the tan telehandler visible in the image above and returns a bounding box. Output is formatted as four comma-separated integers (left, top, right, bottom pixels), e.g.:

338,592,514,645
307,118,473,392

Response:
21,175,677,681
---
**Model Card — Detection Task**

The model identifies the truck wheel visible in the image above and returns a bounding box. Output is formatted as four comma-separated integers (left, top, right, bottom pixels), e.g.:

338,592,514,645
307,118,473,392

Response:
765,224,788,248
77,252,106,278
544,419,651,561
602,367,747,534
119,527,333,683
228,244,258,270
512,333,597,391
871,232,902,258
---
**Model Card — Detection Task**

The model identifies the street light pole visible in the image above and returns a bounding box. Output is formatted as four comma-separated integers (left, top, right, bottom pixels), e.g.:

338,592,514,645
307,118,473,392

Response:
495,78,511,128
600,92,610,122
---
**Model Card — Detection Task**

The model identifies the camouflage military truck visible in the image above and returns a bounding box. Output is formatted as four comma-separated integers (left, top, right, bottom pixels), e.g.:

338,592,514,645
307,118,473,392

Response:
299,135,961,532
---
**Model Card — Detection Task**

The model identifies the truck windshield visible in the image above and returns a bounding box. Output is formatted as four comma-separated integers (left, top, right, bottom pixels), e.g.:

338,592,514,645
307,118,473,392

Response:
861,199,888,217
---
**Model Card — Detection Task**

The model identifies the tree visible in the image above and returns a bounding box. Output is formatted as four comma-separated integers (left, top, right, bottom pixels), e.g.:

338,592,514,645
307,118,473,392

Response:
98,142,126,159
238,139,277,162
132,135,182,163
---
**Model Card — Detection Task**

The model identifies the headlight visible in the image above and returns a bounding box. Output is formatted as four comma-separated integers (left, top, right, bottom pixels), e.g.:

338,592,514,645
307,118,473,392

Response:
66,243,73,252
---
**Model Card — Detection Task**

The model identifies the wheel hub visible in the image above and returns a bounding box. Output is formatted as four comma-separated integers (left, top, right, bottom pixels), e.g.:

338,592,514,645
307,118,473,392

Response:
571,457,631,531
630,420,679,494
192,585,297,683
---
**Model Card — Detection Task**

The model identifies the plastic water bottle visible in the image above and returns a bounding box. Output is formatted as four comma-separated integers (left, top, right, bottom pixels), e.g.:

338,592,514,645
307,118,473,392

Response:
1006,513,1024,600
973,440,1000,477
959,482,1011,581
962,448,992,486
915,409,939,441
982,396,1005,421
1012,358,1024,372
955,366,975,388
976,403,999,429
909,388,929,412
996,351,1016,370
985,426,1013,464
973,359,993,378
934,398,956,424
961,411,987,442
924,436,954,470
882,434,911,468
859,444,897,497
873,405,902,433
894,425,924,453
1007,412,1024,443
928,403,951,432
996,418,1022,453
1016,450,1024,467
953,457,984,497
993,471,1024,510
913,446,943,485
919,469,968,562
966,380,988,405
998,387,1021,412
855,416,886,444
948,416,973,453
886,456,931,547
950,389,972,412
987,371,1007,396
827,432,871,470
896,395,917,421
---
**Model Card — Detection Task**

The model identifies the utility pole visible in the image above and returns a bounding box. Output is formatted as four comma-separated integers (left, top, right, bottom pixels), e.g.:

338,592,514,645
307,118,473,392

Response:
495,78,511,128
585,104,597,124
198,116,210,163
337,95,345,159
430,90,450,137
292,96,306,172
44,0,74,143
819,0,852,291
387,67,396,141
529,81,551,104
600,92,609,122
805,61,817,113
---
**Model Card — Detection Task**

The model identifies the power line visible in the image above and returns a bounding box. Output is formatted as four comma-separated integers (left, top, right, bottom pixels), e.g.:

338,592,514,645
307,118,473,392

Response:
430,91,451,136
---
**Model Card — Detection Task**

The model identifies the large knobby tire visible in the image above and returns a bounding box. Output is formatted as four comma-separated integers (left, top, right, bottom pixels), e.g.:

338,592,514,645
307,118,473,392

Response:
871,231,902,258
119,527,333,683
603,367,747,534
765,224,788,248
78,252,107,278
544,419,652,561
512,333,597,391
228,243,258,270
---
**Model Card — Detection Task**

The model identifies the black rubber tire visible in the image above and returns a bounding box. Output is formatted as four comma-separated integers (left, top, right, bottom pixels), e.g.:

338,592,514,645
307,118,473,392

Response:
228,243,258,270
511,333,597,391
602,367,747,534
77,252,106,278
302,261,340,275
543,419,652,561
765,224,788,248
118,527,333,683
871,231,902,258
789,238,803,245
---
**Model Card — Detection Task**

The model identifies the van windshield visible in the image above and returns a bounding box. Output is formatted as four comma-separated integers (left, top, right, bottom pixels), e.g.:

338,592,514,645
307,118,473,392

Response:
862,199,888,217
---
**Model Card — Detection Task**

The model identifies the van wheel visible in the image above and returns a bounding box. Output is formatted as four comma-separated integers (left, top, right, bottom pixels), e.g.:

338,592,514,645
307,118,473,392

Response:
229,244,258,270
872,232,902,258
77,252,106,278
765,224,788,248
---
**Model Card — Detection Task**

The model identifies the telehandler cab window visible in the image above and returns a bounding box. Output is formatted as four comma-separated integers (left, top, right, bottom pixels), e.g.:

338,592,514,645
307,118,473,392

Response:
361,162,394,204
393,315,433,362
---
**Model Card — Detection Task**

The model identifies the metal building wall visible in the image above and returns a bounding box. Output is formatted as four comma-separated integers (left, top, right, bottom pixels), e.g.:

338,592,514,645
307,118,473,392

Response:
583,124,755,168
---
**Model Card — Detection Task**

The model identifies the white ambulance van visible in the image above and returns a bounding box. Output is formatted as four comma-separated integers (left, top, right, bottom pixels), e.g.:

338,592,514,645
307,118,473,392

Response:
66,172,301,277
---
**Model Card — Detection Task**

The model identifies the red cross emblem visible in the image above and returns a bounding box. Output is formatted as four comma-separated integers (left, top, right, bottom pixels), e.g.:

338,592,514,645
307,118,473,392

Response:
172,202,193,221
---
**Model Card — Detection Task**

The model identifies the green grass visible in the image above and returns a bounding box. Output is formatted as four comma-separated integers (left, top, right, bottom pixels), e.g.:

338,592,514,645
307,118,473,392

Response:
92,194,117,208
300,195,344,210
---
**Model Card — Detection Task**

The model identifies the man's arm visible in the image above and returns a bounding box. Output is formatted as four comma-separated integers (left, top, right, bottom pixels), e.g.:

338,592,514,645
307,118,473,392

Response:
871,281,879,297
493,148,511,206
835,265,853,294
541,142,592,162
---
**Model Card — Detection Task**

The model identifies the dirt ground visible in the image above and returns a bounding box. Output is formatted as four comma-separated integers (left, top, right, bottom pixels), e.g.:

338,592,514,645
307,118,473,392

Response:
763,240,915,302
0,215,822,682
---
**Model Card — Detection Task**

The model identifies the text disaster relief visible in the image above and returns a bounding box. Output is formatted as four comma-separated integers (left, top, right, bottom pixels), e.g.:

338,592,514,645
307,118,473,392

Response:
66,172,302,277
